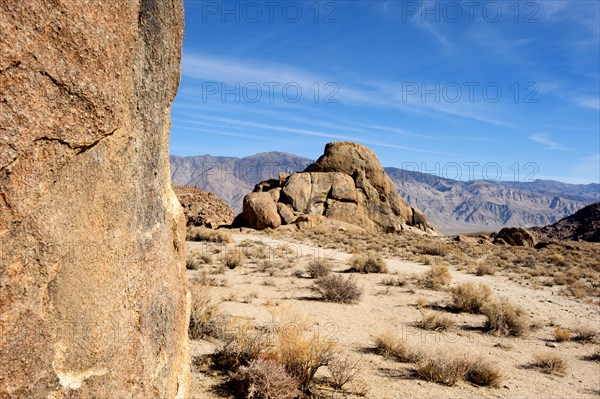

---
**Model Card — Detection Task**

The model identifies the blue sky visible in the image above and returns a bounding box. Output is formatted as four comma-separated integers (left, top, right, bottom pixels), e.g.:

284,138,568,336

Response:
171,0,599,184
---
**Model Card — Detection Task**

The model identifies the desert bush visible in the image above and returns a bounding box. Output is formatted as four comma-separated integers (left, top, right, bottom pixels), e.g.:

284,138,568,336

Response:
275,325,335,391
212,328,271,372
420,265,452,290
306,260,332,279
417,312,456,331
373,332,422,363
476,262,495,276
230,358,299,399
223,249,246,269
312,275,362,303
482,300,529,337
450,281,492,313
421,243,449,257
349,252,388,273
530,353,568,376
188,285,223,340
572,326,597,343
553,326,573,342
464,358,504,387
327,352,361,390
381,276,409,287
187,226,233,243
414,354,468,386
186,251,213,270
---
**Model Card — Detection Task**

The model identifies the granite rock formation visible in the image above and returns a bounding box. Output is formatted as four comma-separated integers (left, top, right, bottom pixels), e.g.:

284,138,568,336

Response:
0,1,189,397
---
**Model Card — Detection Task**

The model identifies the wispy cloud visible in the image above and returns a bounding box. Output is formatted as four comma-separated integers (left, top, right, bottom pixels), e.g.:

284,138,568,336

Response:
181,53,511,127
529,133,570,150
575,96,600,110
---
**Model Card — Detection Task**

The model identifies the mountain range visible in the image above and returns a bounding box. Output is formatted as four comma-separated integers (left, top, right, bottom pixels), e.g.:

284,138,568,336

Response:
170,152,599,234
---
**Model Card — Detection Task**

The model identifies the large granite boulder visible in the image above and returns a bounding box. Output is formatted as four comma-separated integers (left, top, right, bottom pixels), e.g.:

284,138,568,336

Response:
0,1,189,397
494,227,536,247
243,192,282,230
240,142,432,233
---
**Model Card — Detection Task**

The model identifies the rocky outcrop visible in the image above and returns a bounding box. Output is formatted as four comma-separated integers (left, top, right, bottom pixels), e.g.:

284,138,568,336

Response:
174,185,235,228
0,1,188,398
530,202,600,242
243,192,282,230
494,227,536,247
240,142,432,233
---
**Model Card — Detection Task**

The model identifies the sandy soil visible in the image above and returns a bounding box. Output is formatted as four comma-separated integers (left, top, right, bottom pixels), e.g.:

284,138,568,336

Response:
187,231,600,399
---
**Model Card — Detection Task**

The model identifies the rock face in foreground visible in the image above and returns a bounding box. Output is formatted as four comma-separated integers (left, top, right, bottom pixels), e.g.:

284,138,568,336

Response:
530,202,600,242
0,2,188,398
241,142,432,233
174,185,235,228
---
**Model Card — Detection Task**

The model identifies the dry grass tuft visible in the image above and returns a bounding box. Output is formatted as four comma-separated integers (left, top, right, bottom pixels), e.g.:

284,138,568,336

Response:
417,311,456,331
212,327,271,372
223,249,246,269
306,260,332,279
186,251,212,270
464,358,504,387
187,226,233,243
476,262,496,276
450,281,492,314
553,326,573,342
373,332,422,363
420,265,452,290
414,354,467,386
230,358,299,399
530,353,569,376
349,252,388,273
188,284,224,340
275,323,336,391
312,275,362,303
482,300,529,337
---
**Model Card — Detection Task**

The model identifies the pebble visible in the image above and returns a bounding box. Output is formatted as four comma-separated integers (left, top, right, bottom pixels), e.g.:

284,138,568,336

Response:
546,342,558,348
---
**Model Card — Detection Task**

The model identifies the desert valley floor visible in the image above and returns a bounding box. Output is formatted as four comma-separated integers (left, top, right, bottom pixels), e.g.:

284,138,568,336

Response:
186,228,600,399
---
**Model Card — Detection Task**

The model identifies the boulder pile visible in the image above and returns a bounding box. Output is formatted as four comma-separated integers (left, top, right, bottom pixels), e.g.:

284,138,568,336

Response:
240,142,432,233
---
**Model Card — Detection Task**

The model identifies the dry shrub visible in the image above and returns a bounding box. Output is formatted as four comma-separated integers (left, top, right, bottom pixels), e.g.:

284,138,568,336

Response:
212,327,271,372
450,281,492,313
186,251,212,270
230,358,299,399
327,352,361,390
553,326,573,342
572,326,597,343
349,252,388,273
464,358,504,387
476,263,495,276
417,311,456,331
530,353,569,376
482,300,529,337
312,275,362,303
188,284,224,340
420,265,452,290
187,226,233,243
381,276,409,287
306,260,332,279
414,354,468,386
421,243,449,257
373,332,422,363
223,249,246,269
275,323,336,391
415,352,503,387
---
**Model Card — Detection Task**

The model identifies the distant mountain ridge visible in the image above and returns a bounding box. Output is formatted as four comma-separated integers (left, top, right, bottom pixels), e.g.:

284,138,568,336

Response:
170,152,599,234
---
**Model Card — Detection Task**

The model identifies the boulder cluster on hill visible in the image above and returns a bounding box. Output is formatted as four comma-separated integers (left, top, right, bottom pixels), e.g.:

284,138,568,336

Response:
173,185,235,228
238,142,433,233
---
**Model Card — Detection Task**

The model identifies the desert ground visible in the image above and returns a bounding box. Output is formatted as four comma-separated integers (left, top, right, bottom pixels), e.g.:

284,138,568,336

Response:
185,227,600,399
